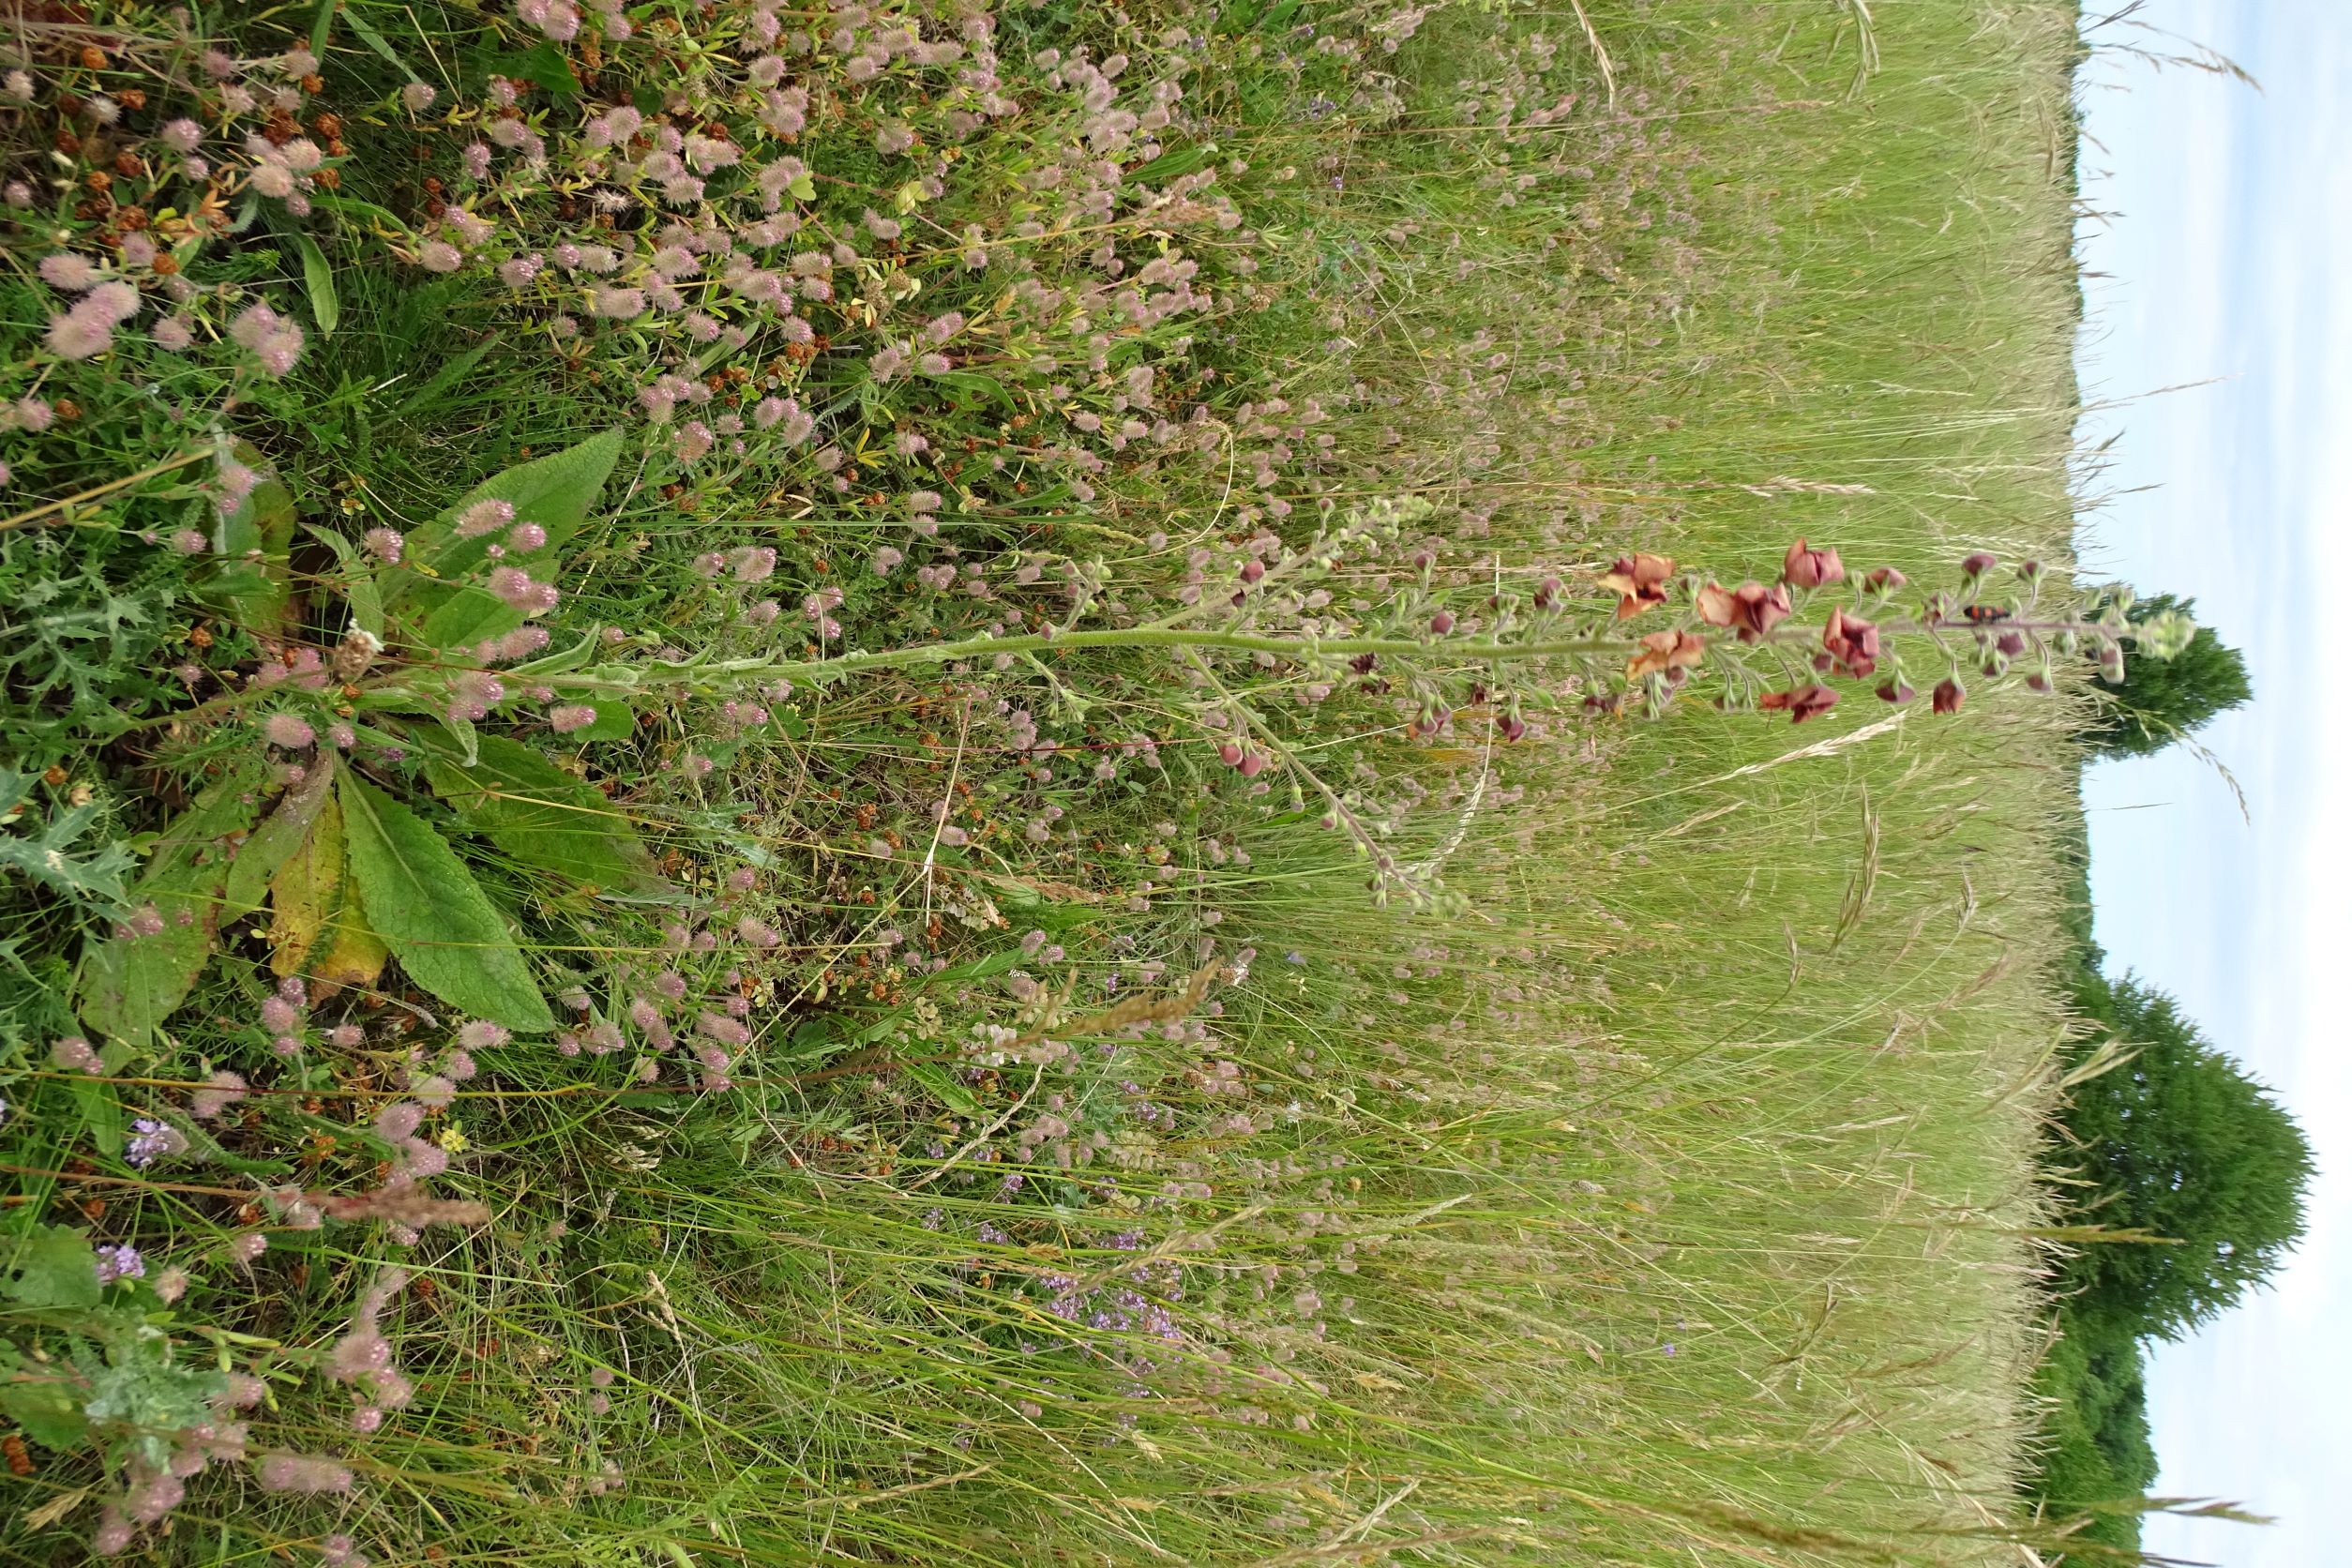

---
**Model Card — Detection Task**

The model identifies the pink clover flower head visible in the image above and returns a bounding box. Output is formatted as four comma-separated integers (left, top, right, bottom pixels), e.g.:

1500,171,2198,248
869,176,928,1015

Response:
52,1035,102,1073
330,1326,393,1380
191,1069,249,1118
153,316,194,351
401,81,437,113
374,1101,425,1141
91,1504,136,1556
44,302,116,360
39,250,99,290
456,498,515,537
548,703,599,733
170,528,210,555
264,712,316,748
229,301,305,375
591,284,645,319
255,1454,355,1494
418,240,463,273
458,1019,510,1051
364,527,405,564
159,117,204,153
488,565,558,615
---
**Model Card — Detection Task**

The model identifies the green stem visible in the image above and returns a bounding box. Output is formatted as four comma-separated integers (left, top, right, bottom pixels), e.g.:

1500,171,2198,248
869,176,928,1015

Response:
551,626,1632,697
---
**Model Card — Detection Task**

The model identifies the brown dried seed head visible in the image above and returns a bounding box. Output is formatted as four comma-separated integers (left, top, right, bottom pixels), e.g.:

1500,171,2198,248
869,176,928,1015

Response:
80,44,108,69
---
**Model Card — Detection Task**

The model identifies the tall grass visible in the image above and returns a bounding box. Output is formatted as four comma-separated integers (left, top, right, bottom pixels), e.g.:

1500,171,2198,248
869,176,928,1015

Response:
1,3,2093,1562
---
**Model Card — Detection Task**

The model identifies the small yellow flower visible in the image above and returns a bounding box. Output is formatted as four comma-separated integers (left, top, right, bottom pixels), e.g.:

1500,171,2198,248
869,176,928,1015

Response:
437,1124,470,1155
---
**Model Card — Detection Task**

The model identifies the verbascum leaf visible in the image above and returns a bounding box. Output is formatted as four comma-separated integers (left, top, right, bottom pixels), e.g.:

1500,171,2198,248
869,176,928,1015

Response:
268,793,345,976
312,887,392,990
339,774,553,1031
193,445,297,637
387,430,624,638
226,752,336,915
425,734,650,891
75,759,267,1048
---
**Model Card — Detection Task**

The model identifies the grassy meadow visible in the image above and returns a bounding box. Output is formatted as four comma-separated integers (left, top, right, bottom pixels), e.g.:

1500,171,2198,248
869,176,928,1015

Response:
0,2,2108,1563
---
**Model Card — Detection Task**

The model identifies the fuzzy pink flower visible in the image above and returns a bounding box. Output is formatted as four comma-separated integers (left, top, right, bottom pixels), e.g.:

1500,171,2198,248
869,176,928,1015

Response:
374,1101,425,1142
455,498,515,537
264,713,316,748
52,1036,101,1072
255,1454,354,1494
191,1070,249,1118
547,704,599,734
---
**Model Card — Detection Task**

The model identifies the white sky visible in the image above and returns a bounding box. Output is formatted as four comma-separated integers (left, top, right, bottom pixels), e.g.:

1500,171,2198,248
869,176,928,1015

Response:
2073,3,2351,1563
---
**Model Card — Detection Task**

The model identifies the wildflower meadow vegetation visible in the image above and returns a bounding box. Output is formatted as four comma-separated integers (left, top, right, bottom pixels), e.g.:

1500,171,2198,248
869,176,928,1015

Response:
0,1,2260,1563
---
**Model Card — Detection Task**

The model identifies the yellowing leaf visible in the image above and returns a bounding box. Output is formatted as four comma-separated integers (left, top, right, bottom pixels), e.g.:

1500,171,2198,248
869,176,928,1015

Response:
268,794,344,977
311,888,392,991
225,752,336,915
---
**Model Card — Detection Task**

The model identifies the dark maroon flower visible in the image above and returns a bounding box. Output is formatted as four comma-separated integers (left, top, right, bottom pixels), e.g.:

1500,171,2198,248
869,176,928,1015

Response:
1238,751,1267,777
1429,611,1455,635
1217,742,1243,766
1758,685,1839,724
1628,629,1707,678
1533,575,1565,610
1995,629,2026,656
1695,580,1793,642
1500,714,1528,742
1239,560,1264,584
1597,553,1675,619
1959,551,1998,579
1875,679,1916,704
1820,608,1879,677
1863,566,1908,592
1931,677,1966,715
1782,538,1846,589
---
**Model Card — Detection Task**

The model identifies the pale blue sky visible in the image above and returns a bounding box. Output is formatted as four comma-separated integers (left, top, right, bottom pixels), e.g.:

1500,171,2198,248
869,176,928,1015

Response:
2073,3,2348,1563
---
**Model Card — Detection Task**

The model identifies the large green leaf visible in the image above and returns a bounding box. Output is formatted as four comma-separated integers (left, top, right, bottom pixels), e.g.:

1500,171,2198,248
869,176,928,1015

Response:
293,231,339,337
388,429,625,644
339,774,553,1031
75,759,267,1048
223,752,336,914
191,445,297,637
425,734,651,891
3,1226,102,1309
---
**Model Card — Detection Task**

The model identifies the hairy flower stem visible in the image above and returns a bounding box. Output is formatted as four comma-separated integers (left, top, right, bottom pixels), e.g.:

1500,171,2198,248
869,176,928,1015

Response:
551,626,1636,699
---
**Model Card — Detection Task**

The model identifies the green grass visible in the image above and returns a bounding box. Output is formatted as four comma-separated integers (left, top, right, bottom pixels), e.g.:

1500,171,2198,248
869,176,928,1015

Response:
0,3,2112,1563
